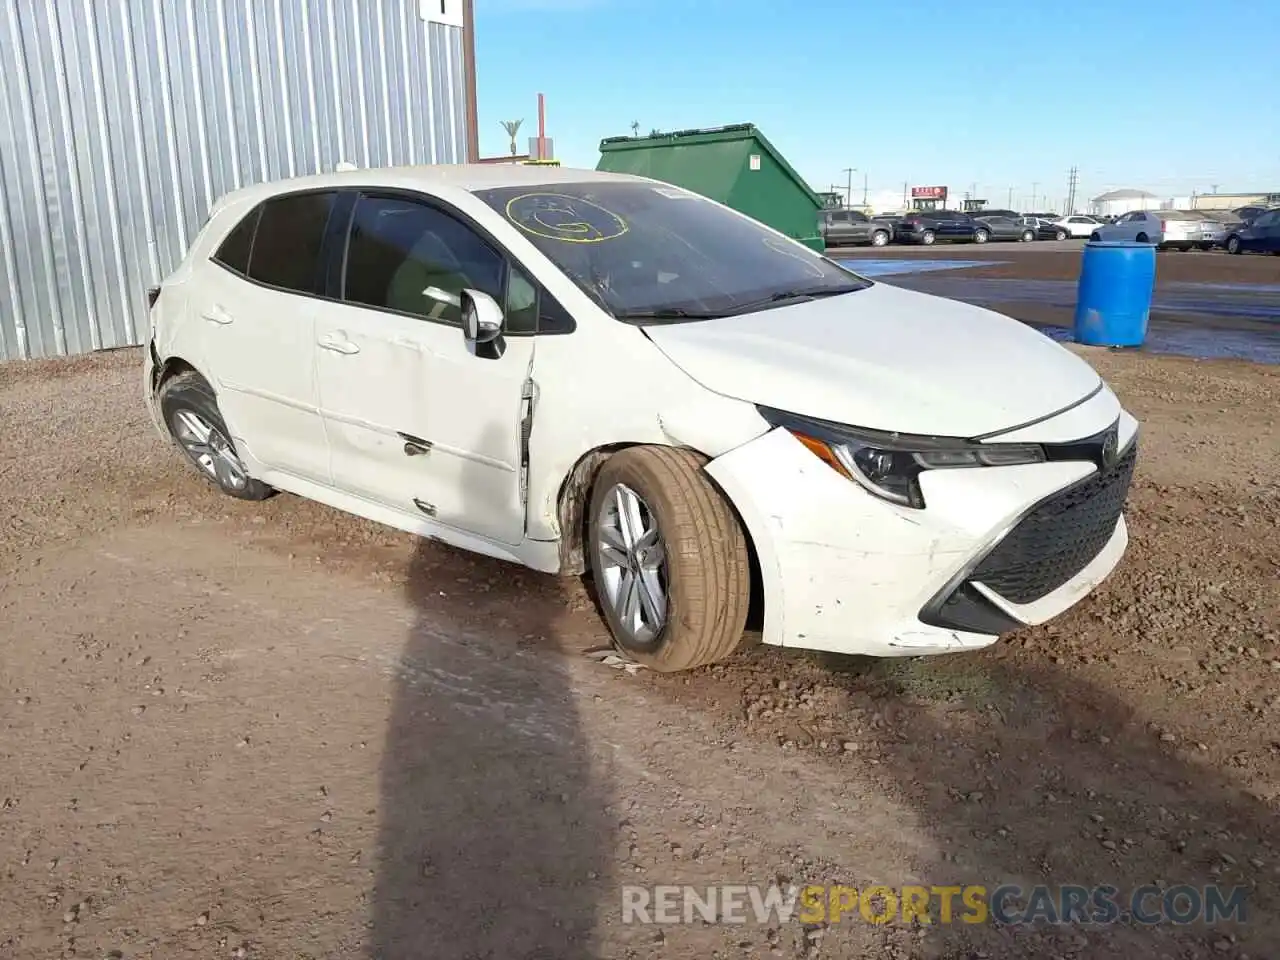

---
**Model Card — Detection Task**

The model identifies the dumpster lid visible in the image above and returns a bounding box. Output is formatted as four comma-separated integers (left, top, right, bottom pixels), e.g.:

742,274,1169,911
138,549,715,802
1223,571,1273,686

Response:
599,123,821,209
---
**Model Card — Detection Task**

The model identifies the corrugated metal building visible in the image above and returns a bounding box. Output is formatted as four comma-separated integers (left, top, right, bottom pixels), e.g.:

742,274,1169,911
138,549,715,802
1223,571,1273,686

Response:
0,0,477,361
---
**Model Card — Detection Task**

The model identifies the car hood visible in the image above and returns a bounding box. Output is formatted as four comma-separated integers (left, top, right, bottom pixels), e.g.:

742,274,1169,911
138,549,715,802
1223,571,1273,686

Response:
641,282,1103,438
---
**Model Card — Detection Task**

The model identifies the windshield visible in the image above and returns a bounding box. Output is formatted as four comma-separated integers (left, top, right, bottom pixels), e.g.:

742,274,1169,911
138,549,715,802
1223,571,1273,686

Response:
473,180,871,321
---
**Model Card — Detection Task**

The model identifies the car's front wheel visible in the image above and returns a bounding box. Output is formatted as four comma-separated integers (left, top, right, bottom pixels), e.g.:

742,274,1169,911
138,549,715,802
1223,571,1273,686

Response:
588,446,750,672
870,229,890,247
158,371,273,501
1226,235,1242,255
920,230,936,245
1021,230,1035,242
1055,230,1068,241
974,229,990,243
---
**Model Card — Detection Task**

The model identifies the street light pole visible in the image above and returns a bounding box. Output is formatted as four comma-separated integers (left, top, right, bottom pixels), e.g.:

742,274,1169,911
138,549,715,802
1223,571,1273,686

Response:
843,167,856,208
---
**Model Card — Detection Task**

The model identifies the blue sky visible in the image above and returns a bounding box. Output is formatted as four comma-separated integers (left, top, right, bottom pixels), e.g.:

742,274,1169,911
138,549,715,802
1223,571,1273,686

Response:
474,0,1279,211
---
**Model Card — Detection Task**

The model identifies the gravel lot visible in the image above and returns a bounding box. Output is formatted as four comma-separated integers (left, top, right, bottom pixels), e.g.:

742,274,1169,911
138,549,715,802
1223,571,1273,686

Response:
1,342,1277,959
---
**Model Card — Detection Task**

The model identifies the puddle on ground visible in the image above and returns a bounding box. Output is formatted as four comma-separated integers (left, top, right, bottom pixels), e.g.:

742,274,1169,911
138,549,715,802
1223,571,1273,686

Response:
838,258,1003,277
1036,324,1280,365
839,266,1280,365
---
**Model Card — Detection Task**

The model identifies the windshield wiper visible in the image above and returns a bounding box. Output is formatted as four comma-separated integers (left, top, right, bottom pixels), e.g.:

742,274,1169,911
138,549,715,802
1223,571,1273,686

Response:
711,284,867,317
614,306,728,322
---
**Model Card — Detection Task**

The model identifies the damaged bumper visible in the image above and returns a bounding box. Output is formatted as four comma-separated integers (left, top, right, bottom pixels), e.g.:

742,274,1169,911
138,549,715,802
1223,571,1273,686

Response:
705,415,1136,658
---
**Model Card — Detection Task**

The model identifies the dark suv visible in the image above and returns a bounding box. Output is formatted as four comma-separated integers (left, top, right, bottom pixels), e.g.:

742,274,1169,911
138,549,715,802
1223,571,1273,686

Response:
894,210,979,245
818,209,893,247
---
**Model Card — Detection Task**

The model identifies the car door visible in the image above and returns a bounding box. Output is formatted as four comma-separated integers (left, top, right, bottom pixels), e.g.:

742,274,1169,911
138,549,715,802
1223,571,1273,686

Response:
195,190,336,483
1255,211,1280,251
829,211,853,244
847,211,871,243
312,190,536,546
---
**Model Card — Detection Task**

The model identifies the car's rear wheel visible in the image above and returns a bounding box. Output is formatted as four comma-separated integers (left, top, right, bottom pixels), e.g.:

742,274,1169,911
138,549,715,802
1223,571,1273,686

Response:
1055,230,1068,241
870,229,889,247
158,371,273,501
1090,232,1102,241
920,230,936,245
974,228,990,243
587,446,750,672
1136,233,1150,244
1226,235,1242,254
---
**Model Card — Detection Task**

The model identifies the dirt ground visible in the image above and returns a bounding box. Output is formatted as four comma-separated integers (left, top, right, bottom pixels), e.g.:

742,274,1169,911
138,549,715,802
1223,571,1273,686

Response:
2,343,1277,959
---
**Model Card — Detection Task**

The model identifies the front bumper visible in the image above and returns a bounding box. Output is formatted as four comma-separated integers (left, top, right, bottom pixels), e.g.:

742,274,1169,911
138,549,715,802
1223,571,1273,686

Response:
706,397,1138,658
142,340,166,440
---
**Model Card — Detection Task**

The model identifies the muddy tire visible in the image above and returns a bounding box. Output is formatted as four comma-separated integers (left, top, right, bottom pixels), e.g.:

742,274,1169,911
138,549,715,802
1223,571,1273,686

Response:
587,446,750,672
158,371,274,501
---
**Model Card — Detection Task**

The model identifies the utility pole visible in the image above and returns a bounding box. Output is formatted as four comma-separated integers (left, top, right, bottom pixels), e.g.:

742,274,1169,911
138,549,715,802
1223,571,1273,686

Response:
842,168,856,208
903,181,908,210
1065,166,1079,215
863,171,868,206
1211,183,1220,195
1031,181,1039,210
1008,186,1014,208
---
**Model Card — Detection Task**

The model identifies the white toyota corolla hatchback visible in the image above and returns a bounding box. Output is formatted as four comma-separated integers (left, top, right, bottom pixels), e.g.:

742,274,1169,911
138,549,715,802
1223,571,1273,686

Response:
143,165,1138,672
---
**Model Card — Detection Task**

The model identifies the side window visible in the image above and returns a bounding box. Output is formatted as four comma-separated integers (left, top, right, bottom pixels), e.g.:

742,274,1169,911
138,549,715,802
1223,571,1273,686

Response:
342,194,504,325
213,206,260,274
247,192,336,293
1254,211,1278,227
850,212,868,223
505,265,539,335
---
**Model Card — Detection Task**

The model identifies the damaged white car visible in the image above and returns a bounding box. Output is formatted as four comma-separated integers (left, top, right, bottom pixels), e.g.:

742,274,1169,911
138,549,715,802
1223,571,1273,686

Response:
144,165,1138,672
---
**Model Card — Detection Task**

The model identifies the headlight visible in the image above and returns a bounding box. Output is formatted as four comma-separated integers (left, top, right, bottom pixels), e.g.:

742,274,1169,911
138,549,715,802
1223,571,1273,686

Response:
757,406,1046,508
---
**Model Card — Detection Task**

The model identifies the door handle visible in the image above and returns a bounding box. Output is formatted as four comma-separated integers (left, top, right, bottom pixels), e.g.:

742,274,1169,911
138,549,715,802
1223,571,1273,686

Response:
318,333,360,355
202,305,233,325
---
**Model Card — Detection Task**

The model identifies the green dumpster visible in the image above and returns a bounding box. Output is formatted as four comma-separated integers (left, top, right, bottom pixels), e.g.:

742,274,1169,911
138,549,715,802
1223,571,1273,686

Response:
597,124,826,252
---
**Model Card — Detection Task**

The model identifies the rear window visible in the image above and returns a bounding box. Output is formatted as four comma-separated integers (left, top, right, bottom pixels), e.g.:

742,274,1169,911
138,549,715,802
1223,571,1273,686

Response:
247,191,337,294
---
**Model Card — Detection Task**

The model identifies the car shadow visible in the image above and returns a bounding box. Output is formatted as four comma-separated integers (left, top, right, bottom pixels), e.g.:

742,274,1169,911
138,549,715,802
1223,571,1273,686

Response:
370,422,611,959
825,651,1280,956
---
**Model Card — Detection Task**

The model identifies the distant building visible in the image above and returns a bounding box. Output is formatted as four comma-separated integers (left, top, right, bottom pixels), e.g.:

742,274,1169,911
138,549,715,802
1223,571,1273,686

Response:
1089,188,1159,217
1189,191,1280,211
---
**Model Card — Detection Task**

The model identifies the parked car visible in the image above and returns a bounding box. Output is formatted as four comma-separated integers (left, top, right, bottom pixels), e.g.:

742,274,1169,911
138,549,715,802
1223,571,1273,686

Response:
894,210,980,244
973,215,1037,242
144,165,1138,672
1232,205,1271,225
1054,215,1103,238
1090,210,1221,251
1222,208,1280,255
818,209,893,248
1020,216,1069,241
969,208,1021,220
1173,210,1228,250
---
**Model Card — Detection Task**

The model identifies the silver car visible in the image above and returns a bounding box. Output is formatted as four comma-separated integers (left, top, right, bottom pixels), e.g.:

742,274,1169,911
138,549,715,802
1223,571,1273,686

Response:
1090,210,1224,250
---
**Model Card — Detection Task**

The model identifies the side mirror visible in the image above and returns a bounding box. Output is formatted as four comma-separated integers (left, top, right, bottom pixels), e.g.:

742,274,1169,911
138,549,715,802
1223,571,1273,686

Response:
460,289,504,344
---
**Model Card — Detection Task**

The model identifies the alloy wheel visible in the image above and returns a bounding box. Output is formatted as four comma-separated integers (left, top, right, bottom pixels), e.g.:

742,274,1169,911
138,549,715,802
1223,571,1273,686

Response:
172,409,248,492
596,483,669,646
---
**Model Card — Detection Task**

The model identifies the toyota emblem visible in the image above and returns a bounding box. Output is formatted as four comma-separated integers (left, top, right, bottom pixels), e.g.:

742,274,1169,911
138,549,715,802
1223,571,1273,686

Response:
1100,428,1119,470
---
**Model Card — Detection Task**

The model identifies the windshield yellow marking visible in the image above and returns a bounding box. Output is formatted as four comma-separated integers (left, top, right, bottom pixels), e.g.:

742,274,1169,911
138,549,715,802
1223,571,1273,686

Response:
504,192,629,243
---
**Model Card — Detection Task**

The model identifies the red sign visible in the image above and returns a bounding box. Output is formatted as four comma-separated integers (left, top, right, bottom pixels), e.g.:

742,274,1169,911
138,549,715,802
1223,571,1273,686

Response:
911,185,948,200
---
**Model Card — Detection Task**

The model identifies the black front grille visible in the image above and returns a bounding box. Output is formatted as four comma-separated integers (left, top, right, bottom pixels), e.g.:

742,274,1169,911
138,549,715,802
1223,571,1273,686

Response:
971,443,1137,604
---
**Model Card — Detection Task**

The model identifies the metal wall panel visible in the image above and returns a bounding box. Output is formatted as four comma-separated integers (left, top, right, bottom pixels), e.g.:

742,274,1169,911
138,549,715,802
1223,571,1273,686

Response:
0,0,468,361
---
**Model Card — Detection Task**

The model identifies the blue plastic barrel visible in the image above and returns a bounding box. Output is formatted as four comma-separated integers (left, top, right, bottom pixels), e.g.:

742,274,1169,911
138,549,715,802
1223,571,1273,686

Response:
1072,241,1156,347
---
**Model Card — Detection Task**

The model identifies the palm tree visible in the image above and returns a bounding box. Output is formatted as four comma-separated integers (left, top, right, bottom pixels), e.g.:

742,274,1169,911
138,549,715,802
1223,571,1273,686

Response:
499,119,523,156
649,128,663,137
630,120,640,136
